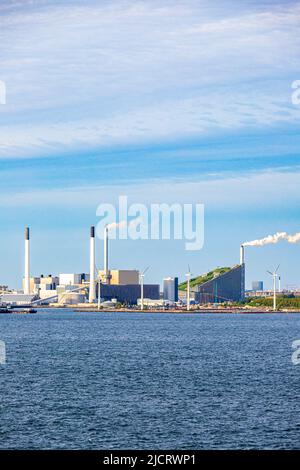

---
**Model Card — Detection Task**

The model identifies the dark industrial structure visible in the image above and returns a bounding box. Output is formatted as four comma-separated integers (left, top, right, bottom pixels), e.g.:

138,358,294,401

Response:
99,283,160,305
193,265,243,304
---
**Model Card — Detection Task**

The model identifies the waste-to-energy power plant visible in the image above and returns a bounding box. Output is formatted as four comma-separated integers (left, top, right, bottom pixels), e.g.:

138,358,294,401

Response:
191,265,244,304
2,226,299,308
17,225,160,306
4,224,278,307
178,245,246,304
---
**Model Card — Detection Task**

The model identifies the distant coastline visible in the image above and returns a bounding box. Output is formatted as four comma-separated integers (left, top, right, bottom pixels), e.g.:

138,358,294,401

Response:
31,306,300,314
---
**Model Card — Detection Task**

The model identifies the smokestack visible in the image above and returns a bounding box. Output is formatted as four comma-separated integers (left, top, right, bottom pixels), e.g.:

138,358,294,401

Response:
24,227,30,295
89,226,96,303
240,244,245,300
240,244,245,265
104,225,111,284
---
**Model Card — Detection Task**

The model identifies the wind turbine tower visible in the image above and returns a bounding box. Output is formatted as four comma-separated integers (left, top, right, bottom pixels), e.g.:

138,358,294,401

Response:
185,265,192,311
139,266,150,310
267,265,280,311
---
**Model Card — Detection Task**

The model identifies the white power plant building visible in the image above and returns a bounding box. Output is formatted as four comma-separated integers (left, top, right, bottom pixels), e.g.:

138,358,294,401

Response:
59,273,89,286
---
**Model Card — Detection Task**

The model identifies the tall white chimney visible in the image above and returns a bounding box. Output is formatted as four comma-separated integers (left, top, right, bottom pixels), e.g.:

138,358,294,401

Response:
240,244,245,265
240,244,245,300
24,227,30,295
104,225,111,284
89,226,96,302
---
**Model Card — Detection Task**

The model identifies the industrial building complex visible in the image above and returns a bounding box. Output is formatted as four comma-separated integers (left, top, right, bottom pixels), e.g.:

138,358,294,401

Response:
0,226,161,308
1,225,296,311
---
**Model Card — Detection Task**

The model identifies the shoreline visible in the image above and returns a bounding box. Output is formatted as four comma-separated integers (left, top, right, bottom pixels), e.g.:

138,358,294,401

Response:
32,305,300,314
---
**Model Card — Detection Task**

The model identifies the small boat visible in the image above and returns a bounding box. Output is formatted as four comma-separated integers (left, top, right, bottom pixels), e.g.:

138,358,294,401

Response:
13,308,37,314
0,307,37,314
0,308,10,314
28,308,37,313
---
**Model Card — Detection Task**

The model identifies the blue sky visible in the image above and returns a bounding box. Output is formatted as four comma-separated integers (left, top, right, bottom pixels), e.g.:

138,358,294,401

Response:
0,0,300,289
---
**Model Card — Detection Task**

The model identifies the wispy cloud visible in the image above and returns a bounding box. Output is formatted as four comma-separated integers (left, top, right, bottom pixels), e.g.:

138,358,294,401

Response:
0,88,300,158
1,169,299,211
0,0,299,158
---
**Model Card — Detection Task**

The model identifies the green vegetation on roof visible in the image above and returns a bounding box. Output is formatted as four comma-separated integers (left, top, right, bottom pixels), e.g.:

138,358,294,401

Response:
179,266,232,291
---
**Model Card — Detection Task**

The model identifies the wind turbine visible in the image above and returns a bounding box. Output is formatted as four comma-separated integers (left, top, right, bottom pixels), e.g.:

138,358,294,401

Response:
185,265,192,311
267,265,280,311
140,266,150,310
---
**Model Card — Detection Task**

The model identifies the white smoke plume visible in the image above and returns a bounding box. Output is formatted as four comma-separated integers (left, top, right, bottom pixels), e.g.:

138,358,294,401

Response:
243,231,300,247
106,220,127,230
106,217,142,231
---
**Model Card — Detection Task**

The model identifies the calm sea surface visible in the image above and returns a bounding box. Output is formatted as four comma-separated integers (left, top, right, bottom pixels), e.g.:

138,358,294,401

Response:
0,310,300,449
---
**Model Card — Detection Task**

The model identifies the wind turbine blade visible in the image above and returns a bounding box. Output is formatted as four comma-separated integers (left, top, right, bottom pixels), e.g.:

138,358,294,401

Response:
188,264,191,273
275,265,280,273
143,266,150,275
267,271,273,276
